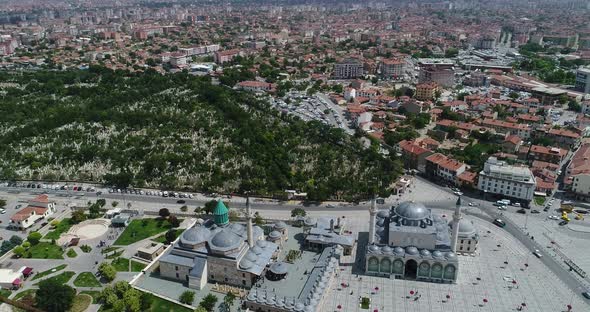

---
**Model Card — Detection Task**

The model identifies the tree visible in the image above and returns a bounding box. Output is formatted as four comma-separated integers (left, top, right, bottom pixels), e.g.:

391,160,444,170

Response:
13,245,25,258
291,208,306,217
199,294,218,312
36,279,76,312
203,200,217,214
165,229,178,244
254,212,265,226
98,262,117,282
112,201,119,208
0,199,6,208
9,235,23,246
508,92,519,100
168,215,180,228
179,290,195,305
27,232,42,245
224,292,236,308
71,210,87,224
568,101,581,112
180,205,188,212
159,208,170,219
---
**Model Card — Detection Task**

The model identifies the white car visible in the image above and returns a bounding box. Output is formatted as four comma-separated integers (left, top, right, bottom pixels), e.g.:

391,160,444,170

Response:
548,215,559,220
188,194,193,199
498,205,507,211
533,249,542,258
453,191,463,196
0,208,5,214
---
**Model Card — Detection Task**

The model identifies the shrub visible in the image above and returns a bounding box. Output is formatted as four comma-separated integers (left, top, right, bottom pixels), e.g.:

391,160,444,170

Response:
27,232,42,245
179,290,195,305
98,263,117,282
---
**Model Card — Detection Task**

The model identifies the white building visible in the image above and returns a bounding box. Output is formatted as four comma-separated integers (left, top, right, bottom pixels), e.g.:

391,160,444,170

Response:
9,194,56,230
477,157,536,205
0,269,23,290
575,67,590,94
571,174,590,200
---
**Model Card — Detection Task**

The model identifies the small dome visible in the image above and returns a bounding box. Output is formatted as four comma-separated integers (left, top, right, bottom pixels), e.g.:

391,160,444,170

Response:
274,221,287,230
245,251,258,262
420,249,431,257
251,246,263,255
256,240,268,248
377,210,389,218
180,226,210,245
304,305,314,312
369,245,380,252
269,230,282,240
240,259,254,270
211,230,241,249
381,246,393,254
376,218,385,227
406,246,419,255
294,302,305,311
453,219,477,235
445,252,457,259
394,246,405,254
432,250,444,258
395,202,430,220
304,217,317,226
247,289,257,301
269,262,289,275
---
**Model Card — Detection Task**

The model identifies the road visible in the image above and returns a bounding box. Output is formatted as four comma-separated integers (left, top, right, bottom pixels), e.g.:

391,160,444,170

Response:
2,177,588,303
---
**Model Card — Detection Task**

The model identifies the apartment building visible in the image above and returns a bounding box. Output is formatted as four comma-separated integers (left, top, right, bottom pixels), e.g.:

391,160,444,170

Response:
527,145,568,164
574,67,590,94
480,118,531,139
415,82,439,101
379,59,405,79
477,157,536,205
424,153,466,185
571,174,590,201
333,58,364,79
418,62,455,88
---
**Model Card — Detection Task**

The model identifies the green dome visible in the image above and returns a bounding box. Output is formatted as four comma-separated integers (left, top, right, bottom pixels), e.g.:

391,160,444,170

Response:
213,200,229,225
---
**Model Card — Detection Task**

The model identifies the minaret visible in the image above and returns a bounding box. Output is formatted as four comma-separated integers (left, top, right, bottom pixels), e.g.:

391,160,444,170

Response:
369,195,378,245
246,195,254,248
451,196,463,252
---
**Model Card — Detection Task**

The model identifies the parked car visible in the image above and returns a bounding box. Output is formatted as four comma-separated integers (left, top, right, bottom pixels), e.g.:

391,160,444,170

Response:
517,209,526,214
513,202,521,207
531,210,540,214
548,215,559,220
498,205,507,211
558,220,569,226
453,191,463,196
0,208,5,214
582,289,590,300
543,206,550,212
533,249,542,258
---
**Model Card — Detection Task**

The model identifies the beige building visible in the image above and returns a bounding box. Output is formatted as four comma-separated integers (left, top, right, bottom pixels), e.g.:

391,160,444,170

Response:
571,174,590,200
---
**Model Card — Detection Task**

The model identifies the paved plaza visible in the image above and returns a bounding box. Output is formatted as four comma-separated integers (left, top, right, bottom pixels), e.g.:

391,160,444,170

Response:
323,217,587,312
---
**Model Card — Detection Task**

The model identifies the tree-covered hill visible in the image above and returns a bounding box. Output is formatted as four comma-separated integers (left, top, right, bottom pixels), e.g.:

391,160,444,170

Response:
0,67,401,200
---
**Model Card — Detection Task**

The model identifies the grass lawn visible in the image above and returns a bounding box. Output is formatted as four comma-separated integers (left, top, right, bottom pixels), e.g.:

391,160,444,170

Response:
105,250,124,259
73,272,101,287
153,229,183,243
67,248,78,258
79,290,101,304
0,289,11,298
69,294,92,312
111,257,146,272
34,271,75,286
147,293,193,312
534,196,547,206
114,218,181,245
44,218,73,240
32,264,67,280
13,289,36,301
80,245,92,253
26,242,64,259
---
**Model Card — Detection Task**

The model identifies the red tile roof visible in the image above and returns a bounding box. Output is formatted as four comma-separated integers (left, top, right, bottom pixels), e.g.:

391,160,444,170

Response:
426,153,465,171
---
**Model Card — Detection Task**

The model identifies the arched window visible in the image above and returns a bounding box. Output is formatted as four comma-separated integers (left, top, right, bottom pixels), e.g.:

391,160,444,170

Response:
444,264,456,280
431,263,443,278
392,259,404,274
380,258,392,273
368,257,379,272
418,262,430,277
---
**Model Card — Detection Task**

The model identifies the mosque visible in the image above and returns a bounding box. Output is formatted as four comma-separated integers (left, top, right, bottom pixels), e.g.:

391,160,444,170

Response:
365,197,477,283
158,198,285,289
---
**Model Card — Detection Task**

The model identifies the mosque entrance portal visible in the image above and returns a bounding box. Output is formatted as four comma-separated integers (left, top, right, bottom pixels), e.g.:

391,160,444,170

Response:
404,259,417,279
